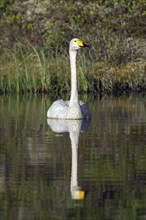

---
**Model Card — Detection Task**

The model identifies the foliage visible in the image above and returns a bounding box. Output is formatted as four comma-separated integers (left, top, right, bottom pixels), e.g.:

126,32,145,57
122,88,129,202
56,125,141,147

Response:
0,0,145,48
0,0,145,94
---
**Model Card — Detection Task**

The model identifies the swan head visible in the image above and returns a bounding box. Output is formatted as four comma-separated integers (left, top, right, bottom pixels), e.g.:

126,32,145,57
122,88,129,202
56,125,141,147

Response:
69,38,89,51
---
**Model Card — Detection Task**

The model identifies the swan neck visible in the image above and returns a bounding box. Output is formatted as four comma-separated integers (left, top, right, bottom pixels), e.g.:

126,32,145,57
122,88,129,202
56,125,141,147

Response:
69,49,79,103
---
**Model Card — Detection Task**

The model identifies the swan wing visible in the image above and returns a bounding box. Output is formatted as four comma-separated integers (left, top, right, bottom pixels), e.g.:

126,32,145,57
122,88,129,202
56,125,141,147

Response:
47,100,90,119
79,101,91,119
47,100,69,119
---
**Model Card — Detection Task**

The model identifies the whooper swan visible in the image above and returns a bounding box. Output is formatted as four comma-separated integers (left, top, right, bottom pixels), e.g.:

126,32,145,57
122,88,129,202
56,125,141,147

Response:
47,38,90,120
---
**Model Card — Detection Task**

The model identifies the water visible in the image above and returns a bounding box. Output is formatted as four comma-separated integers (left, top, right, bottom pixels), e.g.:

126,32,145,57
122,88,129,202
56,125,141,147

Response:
0,94,146,220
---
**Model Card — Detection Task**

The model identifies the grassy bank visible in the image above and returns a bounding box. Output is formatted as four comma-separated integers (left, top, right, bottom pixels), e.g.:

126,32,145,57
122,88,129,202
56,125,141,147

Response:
0,0,145,94
0,41,70,94
0,40,145,94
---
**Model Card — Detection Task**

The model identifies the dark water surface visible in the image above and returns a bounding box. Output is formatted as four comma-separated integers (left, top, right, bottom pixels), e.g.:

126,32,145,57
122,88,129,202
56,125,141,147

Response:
0,94,146,220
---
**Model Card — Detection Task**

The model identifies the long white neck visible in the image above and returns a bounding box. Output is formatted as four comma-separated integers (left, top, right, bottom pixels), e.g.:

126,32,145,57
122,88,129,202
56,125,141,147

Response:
69,49,79,104
66,49,82,119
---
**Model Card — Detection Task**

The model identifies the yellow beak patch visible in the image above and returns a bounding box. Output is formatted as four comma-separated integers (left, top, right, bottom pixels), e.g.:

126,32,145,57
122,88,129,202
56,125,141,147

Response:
76,39,84,47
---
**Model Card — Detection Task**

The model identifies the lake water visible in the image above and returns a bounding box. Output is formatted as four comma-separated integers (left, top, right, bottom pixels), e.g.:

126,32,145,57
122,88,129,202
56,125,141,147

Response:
0,94,146,220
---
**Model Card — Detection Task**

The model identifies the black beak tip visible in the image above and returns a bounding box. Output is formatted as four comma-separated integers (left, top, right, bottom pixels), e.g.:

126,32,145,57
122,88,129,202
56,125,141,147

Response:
84,43,89,48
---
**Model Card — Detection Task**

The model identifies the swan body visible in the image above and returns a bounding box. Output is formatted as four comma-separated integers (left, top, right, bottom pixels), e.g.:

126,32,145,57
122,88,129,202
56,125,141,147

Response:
47,38,90,120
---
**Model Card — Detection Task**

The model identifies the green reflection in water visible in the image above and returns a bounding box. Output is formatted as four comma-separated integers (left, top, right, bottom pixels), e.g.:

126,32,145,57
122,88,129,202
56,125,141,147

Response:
0,94,146,220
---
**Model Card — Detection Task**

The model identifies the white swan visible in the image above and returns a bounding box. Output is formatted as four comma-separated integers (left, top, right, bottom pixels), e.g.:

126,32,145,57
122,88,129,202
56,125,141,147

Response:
47,38,90,120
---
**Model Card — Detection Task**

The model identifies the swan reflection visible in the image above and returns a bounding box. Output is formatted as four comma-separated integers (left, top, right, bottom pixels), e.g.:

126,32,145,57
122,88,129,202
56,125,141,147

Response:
47,119,90,200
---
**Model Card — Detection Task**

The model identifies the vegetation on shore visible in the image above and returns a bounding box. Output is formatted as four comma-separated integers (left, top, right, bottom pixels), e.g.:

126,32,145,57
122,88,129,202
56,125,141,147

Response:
0,0,145,94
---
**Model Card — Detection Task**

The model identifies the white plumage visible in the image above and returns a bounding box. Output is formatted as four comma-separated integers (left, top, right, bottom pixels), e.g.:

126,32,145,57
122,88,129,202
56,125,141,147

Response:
47,38,90,120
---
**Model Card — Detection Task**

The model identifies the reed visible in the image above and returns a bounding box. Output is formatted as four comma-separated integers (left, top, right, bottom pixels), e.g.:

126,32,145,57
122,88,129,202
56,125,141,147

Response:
0,41,70,94
0,41,145,94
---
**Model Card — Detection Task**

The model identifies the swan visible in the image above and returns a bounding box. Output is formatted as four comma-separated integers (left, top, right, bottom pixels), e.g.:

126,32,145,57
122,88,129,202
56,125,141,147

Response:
47,38,90,120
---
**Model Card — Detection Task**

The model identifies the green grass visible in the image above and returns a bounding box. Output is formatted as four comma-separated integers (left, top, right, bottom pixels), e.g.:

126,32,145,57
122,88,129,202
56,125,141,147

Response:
0,40,145,94
0,41,69,93
0,0,145,94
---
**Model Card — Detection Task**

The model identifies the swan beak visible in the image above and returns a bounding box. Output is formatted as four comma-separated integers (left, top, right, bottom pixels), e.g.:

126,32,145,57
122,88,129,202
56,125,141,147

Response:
76,40,89,48
83,42,89,48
